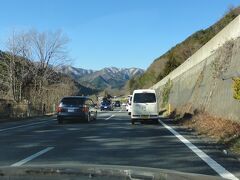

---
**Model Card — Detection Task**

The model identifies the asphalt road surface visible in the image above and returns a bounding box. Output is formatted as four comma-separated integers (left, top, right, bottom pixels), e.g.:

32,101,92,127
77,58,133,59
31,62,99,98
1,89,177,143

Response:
0,108,239,179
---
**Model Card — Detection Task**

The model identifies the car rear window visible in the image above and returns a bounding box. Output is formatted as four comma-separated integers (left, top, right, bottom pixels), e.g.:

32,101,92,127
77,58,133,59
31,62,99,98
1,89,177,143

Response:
61,98,85,106
133,93,156,103
102,101,111,105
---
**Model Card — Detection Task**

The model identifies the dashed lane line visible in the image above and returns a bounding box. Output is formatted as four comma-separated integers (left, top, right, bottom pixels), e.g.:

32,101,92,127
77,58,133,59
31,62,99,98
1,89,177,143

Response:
159,119,238,180
105,115,115,120
11,147,54,167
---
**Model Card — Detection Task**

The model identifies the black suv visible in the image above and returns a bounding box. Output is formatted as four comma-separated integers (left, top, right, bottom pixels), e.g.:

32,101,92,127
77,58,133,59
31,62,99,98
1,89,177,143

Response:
57,96,97,124
114,101,121,107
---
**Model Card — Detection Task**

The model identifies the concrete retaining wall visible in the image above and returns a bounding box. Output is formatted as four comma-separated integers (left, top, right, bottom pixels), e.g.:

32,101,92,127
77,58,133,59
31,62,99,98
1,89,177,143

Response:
152,15,240,122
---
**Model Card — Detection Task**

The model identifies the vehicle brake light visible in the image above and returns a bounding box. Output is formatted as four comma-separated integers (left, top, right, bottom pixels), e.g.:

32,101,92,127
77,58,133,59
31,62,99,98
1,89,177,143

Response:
56,107,62,113
82,105,88,112
56,103,63,113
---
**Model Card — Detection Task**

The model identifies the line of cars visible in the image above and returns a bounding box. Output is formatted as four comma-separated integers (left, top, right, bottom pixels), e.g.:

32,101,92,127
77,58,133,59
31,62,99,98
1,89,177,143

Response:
56,96,123,124
100,100,121,111
56,89,159,125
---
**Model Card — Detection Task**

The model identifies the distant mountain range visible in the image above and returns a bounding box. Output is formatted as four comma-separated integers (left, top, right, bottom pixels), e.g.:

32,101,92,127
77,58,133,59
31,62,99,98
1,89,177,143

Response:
58,66,144,90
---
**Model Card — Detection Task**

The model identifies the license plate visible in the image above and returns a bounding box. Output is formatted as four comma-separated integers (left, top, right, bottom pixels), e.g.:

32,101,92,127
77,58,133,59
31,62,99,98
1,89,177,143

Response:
141,115,149,119
68,109,75,112
104,106,108,108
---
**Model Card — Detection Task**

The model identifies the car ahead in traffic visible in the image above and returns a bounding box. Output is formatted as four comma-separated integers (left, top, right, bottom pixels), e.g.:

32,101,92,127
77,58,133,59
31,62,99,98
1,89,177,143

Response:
131,89,159,125
114,100,121,107
100,101,113,111
57,96,97,124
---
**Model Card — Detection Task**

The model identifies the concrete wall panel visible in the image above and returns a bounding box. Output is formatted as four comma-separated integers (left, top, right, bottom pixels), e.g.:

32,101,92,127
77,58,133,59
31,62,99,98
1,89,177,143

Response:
152,16,240,122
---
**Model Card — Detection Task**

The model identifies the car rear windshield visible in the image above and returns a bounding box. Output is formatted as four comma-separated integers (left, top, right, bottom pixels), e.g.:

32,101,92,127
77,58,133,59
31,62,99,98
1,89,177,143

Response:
61,98,85,106
133,93,156,103
102,101,111,105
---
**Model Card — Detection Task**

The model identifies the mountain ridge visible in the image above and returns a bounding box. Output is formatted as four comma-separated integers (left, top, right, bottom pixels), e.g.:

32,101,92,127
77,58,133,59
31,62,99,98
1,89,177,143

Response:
58,65,144,90
128,6,240,93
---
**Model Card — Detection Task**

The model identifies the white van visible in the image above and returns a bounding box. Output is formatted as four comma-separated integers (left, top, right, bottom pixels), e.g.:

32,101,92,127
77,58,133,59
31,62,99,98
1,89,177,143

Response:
126,95,132,115
131,89,159,124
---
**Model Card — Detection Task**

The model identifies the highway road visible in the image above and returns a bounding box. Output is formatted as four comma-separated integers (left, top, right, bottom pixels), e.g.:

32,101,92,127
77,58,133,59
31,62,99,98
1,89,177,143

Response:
0,108,239,179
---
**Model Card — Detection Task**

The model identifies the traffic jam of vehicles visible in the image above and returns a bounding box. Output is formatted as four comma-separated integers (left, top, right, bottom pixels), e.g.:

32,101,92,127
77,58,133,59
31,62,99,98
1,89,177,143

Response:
56,89,159,124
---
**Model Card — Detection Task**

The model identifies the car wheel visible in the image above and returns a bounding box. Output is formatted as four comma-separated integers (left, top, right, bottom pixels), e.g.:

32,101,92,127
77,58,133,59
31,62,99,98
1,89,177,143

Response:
131,119,135,125
87,113,91,122
153,119,159,124
94,111,97,120
58,119,63,124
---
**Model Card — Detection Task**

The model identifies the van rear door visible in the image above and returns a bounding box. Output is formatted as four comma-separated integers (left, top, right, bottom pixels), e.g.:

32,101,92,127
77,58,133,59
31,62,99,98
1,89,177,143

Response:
132,92,157,116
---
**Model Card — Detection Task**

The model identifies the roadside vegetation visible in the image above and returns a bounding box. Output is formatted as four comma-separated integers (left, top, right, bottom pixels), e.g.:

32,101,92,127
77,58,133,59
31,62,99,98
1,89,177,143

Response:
174,112,240,154
233,77,240,100
128,6,240,92
0,30,90,118
161,79,173,108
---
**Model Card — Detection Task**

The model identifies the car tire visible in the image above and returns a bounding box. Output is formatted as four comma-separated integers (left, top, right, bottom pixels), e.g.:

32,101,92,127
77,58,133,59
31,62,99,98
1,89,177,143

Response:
94,111,97,120
153,119,159,124
58,119,63,124
86,113,91,123
131,119,135,125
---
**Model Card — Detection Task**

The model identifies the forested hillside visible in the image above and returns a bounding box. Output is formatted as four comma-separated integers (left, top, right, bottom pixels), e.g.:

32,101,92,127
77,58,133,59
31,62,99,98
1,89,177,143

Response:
0,30,96,117
128,7,240,93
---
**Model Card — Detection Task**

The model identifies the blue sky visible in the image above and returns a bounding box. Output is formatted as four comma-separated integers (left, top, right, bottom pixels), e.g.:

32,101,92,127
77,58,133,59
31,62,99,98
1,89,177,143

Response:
0,0,240,70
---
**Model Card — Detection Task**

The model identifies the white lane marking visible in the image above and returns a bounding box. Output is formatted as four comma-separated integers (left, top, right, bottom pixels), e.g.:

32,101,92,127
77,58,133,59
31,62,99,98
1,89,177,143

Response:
11,147,54,167
159,120,238,180
0,119,56,132
105,115,115,120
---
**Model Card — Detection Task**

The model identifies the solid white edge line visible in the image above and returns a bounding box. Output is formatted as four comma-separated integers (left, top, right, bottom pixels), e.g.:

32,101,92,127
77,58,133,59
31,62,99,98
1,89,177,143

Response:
0,119,56,132
158,120,238,180
105,115,115,120
11,147,54,167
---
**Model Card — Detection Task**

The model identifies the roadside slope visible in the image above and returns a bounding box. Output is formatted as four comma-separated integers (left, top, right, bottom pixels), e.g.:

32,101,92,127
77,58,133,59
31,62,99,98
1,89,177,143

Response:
128,7,240,92
152,15,240,122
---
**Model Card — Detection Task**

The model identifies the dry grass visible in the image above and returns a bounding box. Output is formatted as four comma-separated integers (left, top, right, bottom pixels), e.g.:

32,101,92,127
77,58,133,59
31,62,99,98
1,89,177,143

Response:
179,112,240,154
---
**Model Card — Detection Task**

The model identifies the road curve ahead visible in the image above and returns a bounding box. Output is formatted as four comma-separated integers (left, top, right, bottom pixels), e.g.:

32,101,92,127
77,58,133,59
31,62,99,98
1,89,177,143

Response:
0,110,239,179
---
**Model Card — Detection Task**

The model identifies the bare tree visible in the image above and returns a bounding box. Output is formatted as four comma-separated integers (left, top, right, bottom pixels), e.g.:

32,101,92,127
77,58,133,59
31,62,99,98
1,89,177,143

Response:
27,30,70,109
5,31,33,101
5,31,20,101
30,30,69,74
5,29,70,104
2,29,75,117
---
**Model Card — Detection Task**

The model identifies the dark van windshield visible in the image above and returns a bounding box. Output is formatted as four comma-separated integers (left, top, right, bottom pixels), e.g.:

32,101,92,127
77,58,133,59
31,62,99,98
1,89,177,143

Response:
133,93,156,103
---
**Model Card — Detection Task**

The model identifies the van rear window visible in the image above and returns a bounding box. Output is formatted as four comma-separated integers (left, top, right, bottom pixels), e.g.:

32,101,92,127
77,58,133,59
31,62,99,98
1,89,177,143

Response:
133,93,156,103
